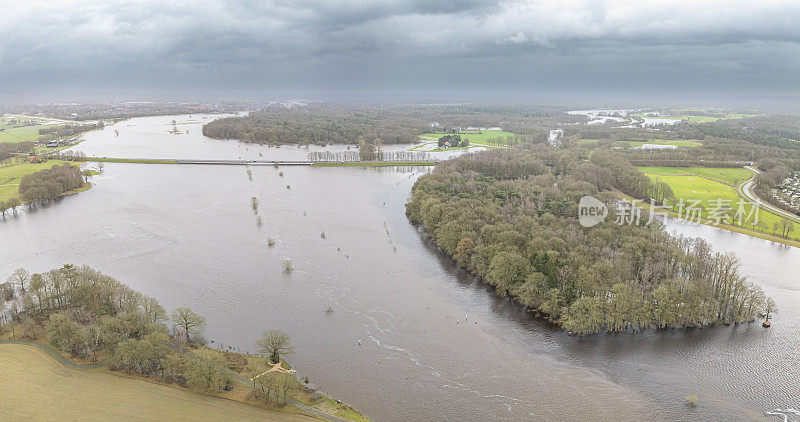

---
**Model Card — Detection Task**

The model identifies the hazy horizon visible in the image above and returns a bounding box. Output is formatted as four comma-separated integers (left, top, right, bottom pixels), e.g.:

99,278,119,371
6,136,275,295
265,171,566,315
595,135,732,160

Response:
2,1,800,106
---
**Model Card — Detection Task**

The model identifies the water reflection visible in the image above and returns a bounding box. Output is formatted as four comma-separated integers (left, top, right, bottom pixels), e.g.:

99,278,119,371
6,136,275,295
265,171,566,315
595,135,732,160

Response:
1,114,798,421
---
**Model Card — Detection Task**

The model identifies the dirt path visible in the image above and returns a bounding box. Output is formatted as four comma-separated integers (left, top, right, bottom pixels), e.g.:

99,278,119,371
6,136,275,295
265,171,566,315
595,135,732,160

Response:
251,362,297,380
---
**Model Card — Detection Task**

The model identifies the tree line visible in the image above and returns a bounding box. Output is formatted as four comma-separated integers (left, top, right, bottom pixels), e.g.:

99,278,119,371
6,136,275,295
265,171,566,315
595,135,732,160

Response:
406,149,775,335
37,122,104,142
203,105,429,145
306,149,431,162
0,265,301,404
202,103,568,146
18,164,85,204
0,141,34,162
696,116,800,151
437,134,468,147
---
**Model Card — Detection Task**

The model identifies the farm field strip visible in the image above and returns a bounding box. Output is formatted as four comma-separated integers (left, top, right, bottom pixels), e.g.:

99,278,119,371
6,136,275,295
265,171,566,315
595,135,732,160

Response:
0,343,312,422
640,167,799,241
0,159,83,200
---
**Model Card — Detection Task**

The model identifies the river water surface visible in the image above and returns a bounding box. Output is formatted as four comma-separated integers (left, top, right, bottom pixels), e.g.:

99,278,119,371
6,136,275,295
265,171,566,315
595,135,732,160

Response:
1,115,798,421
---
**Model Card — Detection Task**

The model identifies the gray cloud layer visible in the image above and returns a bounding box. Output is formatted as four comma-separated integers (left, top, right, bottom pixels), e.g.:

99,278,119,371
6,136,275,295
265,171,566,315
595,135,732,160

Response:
2,0,800,98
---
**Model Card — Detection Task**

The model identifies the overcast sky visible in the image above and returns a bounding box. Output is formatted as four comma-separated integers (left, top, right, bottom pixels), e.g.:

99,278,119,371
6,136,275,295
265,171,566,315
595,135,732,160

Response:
2,0,800,101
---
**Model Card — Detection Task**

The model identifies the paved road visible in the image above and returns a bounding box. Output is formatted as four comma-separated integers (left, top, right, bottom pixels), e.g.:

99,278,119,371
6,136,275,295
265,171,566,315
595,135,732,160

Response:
740,166,800,224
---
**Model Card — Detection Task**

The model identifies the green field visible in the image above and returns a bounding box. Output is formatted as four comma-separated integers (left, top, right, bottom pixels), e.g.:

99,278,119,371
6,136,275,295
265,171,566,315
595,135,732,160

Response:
638,166,751,185
643,170,799,241
635,112,758,123
0,159,81,200
671,111,758,123
0,343,313,422
420,130,518,146
0,124,60,143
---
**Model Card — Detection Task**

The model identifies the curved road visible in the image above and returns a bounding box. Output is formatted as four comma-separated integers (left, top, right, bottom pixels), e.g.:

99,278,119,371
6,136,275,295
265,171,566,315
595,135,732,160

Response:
740,166,800,224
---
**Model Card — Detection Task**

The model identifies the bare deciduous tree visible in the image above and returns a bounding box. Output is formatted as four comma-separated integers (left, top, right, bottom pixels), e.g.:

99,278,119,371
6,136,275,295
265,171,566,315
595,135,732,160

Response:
171,307,206,341
256,330,294,364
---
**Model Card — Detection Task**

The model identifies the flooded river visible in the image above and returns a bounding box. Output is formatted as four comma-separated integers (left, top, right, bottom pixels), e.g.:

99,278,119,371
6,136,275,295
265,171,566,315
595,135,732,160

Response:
1,115,797,421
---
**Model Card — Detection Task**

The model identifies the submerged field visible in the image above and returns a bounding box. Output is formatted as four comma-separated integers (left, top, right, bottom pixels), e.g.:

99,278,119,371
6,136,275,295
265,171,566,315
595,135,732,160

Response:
0,343,313,422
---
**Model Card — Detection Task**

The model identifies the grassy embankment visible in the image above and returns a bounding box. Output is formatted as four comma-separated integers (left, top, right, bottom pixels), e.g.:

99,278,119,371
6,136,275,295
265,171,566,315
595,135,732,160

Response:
0,333,368,422
80,158,430,166
0,343,314,422
312,161,436,167
0,159,87,201
81,157,180,164
638,166,800,245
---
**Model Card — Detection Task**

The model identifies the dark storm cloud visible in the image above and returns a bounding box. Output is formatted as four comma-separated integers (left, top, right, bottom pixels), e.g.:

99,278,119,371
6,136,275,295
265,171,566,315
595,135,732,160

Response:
2,0,800,97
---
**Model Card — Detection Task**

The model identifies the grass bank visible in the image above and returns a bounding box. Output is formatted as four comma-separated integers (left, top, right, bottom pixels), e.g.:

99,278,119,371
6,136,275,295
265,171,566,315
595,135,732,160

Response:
65,181,93,196
312,161,436,167
82,157,180,164
618,188,800,249
0,159,84,201
616,167,800,247
0,343,314,422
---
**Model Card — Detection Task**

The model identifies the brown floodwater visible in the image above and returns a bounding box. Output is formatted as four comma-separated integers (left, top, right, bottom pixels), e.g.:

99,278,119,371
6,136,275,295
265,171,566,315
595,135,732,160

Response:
0,115,797,421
